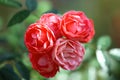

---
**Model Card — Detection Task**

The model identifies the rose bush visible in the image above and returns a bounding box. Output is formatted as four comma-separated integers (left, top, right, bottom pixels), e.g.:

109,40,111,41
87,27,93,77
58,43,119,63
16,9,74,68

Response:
52,38,85,70
37,13,62,39
24,23,56,54
29,53,59,78
60,10,95,43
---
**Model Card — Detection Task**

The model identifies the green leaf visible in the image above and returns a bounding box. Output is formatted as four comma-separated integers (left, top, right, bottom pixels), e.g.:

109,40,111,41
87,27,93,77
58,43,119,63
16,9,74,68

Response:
96,49,110,72
26,0,37,11
0,64,20,80
0,53,15,63
97,35,111,50
8,10,30,27
15,61,30,80
109,48,120,61
0,0,22,8
96,49,120,76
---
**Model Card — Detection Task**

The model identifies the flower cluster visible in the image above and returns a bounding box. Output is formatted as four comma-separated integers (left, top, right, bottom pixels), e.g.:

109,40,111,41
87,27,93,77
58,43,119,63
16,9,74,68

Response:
24,10,95,78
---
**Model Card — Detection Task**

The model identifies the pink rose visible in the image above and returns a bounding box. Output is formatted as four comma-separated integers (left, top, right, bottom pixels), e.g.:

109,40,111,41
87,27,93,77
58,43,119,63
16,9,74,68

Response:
24,23,56,54
37,13,62,39
60,10,95,43
29,53,59,78
52,38,85,70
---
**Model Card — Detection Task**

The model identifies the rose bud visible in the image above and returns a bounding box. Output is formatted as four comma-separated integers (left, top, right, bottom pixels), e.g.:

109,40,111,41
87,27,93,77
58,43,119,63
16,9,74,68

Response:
37,13,62,39
60,10,95,43
24,23,56,54
29,53,59,78
52,38,85,70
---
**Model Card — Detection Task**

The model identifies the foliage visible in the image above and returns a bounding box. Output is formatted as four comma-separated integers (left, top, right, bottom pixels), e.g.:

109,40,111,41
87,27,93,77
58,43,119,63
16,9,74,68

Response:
0,0,120,80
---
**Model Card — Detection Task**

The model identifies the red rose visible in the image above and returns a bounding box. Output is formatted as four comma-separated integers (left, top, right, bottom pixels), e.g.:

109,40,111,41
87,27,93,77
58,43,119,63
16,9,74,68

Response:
60,10,95,43
29,53,59,78
24,23,56,54
52,38,85,70
37,13,62,39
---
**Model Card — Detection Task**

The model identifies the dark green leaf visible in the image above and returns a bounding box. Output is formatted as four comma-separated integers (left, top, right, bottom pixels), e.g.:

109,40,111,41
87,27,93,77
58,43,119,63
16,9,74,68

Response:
0,53,15,63
97,35,111,50
109,48,120,61
0,0,22,8
15,61,30,80
8,10,30,27
26,0,37,11
0,64,20,80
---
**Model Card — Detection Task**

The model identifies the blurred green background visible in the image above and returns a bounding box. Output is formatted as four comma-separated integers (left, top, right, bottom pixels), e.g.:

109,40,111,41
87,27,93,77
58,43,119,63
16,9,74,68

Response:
0,0,120,80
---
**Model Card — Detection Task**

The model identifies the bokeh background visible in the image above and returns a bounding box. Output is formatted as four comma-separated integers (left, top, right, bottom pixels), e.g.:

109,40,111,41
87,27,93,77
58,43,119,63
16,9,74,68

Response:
0,0,120,80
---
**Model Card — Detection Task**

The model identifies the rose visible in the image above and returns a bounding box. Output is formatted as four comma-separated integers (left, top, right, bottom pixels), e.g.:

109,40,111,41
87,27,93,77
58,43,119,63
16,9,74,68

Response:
52,38,85,70
24,23,56,54
37,13,62,39
60,10,95,43
29,53,59,78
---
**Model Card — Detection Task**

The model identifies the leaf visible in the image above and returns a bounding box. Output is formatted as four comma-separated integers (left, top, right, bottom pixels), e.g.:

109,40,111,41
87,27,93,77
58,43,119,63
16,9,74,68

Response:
0,64,20,80
109,48,120,61
96,49,110,72
0,53,15,63
8,10,30,27
97,35,111,50
0,61,30,80
15,61,30,80
26,0,37,11
0,0,22,8
96,49,120,76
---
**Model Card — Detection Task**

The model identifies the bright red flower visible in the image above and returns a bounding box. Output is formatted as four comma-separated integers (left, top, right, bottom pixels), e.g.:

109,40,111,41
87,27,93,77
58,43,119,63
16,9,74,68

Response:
60,10,95,43
52,38,85,70
24,23,56,54
37,13,62,39
29,53,59,78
